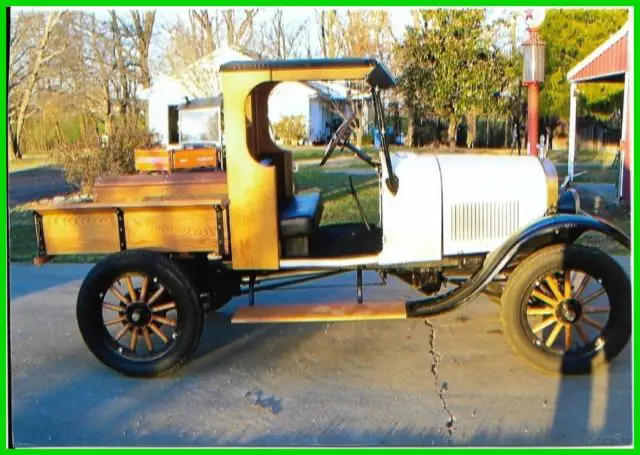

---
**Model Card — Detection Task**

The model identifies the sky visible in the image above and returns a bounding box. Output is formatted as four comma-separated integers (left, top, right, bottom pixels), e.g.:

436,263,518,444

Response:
12,6,545,77
147,7,541,61
15,6,540,47
151,7,419,57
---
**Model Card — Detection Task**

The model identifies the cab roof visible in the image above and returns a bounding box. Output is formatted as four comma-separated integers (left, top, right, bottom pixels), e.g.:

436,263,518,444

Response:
219,57,396,89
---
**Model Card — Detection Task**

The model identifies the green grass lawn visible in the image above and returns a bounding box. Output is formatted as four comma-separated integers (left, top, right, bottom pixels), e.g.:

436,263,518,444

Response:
295,167,380,226
8,154,53,173
292,145,539,162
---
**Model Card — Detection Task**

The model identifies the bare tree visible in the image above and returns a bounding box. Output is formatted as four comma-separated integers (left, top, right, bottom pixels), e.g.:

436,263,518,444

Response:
8,10,66,159
316,9,338,58
161,9,223,98
222,9,258,48
318,9,396,147
161,8,263,98
260,9,307,59
109,11,135,124
83,13,118,136
129,9,156,88
75,11,137,136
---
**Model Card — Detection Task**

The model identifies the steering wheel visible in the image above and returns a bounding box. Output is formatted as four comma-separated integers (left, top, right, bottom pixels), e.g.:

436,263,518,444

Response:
320,111,357,166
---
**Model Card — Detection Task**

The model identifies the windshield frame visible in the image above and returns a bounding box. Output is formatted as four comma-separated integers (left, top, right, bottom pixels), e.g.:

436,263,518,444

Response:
370,86,399,194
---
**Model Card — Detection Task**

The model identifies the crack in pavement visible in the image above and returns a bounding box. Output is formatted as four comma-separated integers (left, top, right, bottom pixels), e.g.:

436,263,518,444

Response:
425,319,455,444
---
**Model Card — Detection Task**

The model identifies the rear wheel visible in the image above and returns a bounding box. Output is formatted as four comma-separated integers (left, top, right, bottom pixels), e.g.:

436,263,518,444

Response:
76,251,204,377
500,244,630,374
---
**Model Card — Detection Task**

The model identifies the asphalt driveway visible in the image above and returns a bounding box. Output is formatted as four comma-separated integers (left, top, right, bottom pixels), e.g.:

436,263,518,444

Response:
9,167,76,208
8,261,632,447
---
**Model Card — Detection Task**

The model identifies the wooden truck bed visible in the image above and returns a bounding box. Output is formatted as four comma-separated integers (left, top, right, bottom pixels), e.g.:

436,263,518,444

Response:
33,195,230,262
94,171,228,203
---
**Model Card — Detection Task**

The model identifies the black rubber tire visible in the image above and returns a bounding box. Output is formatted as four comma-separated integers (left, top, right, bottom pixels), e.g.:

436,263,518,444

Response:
500,244,631,375
76,250,204,377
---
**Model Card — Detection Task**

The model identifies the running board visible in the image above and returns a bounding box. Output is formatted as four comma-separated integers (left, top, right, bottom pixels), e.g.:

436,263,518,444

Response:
231,301,407,323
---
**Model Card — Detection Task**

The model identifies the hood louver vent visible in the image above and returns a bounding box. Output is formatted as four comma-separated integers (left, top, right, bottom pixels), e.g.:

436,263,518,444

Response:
452,201,520,242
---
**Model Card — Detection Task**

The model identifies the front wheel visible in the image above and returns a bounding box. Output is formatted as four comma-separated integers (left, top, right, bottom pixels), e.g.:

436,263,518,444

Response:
76,251,204,377
500,244,630,374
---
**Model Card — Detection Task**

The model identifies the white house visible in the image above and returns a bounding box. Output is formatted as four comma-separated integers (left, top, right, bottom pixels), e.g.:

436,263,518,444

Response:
138,44,351,147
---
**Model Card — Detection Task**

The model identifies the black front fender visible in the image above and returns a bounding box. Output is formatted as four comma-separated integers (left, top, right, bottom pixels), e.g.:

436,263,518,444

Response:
406,213,629,318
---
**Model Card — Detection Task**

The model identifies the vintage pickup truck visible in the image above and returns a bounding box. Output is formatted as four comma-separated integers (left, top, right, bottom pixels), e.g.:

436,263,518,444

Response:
32,58,631,378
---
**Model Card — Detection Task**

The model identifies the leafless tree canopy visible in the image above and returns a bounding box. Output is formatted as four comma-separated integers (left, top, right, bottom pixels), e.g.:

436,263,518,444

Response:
8,9,160,159
9,7,530,160
9,11,66,159
259,9,308,60
7,8,404,158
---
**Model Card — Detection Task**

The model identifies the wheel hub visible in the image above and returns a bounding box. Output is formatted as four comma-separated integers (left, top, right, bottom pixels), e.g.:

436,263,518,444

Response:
556,298,582,324
125,302,152,327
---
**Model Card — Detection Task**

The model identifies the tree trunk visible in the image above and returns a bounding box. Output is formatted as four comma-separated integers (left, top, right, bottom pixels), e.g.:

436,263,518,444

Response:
504,117,509,148
466,112,477,149
319,10,328,58
326,9,337,58
406,106,415,148
131,10,156,88
355,127,363,147
8,121,21,160
10,12,64,161
486,117,490,148
103,84,114,137
448,115,457,150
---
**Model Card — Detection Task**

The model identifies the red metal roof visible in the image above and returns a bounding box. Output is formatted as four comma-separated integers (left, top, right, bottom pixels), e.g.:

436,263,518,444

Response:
567,21,629,83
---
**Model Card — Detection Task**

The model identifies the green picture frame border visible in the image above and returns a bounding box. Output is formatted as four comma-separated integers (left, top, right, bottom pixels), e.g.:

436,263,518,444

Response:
1,2,636,452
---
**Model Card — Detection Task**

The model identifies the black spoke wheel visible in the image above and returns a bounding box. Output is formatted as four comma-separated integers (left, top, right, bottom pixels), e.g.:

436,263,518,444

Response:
501,244,630,374
77,251,204,377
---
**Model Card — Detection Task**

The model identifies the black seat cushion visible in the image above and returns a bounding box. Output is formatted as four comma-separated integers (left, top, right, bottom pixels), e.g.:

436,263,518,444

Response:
279,192,323,238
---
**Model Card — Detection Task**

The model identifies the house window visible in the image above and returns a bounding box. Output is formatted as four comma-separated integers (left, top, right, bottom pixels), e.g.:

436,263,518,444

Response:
179,108,221,144
168,105,179,144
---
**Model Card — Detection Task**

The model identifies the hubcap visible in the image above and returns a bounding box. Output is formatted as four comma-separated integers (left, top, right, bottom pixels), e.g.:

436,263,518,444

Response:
556,298,582,324
525,270,609,353
125,303,152,327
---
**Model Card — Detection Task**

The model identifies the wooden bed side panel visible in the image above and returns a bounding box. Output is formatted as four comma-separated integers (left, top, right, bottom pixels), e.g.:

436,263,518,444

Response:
37,201,229,256
124,206,221,253
94,182,228,204
41,209,120,254
222,70,280,270
94,174,228,204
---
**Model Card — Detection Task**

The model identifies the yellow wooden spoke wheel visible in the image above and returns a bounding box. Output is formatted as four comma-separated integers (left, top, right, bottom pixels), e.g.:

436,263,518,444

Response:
76,251,204,377
500,245,630,374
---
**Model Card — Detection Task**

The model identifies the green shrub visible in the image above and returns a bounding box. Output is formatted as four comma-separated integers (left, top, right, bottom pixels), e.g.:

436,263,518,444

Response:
51,123,159,194
361,133,374,145
273,115,307,146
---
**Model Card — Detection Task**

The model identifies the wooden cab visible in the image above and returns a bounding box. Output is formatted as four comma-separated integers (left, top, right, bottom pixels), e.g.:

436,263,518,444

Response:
219,58,395,270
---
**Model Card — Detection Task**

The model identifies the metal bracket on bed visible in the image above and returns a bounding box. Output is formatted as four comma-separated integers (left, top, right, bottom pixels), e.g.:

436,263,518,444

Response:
33,211,55,266
214,205,225,255
115,208,127,250
33,211,47,257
